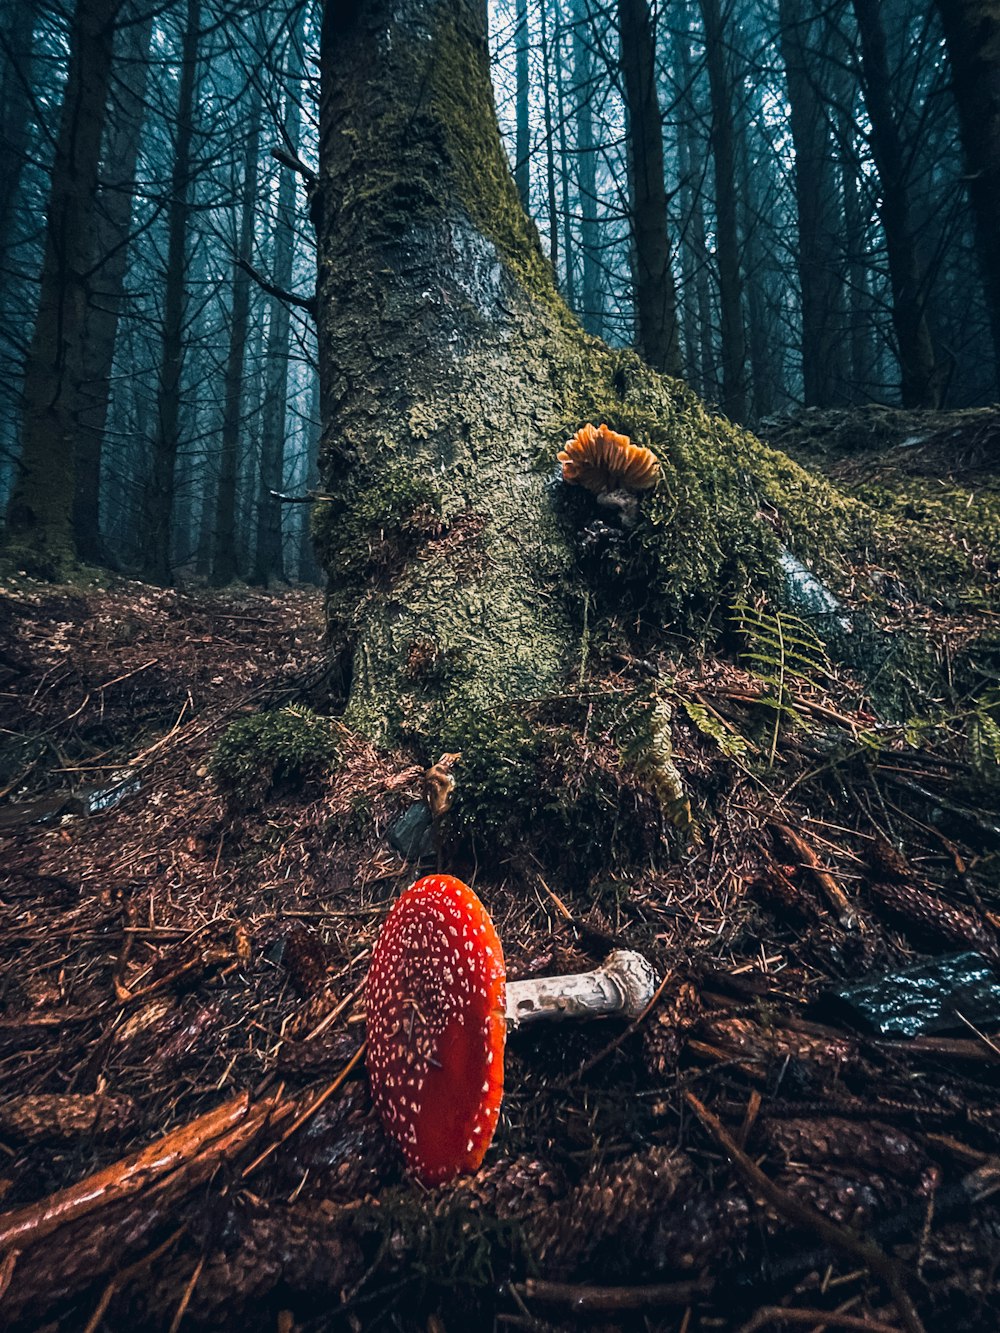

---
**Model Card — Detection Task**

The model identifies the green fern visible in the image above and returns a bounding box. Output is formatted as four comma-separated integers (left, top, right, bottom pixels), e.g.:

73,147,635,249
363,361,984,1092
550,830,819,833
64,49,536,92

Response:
733,601,832,765
681,699,751,762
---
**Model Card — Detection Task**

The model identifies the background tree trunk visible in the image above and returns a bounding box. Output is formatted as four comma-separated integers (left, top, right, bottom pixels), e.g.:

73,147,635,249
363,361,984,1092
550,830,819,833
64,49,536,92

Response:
778,0,850,407
618,0,683,377
5,0,122,574
851,0,941,408
212,81,263,586
0,0,39,278
253,44,304,585
571,0,602,337
674,10,715,398
934,0,1000,395
142,0,200,583
514,0,530,210
74,2,154,563
698,0,747,422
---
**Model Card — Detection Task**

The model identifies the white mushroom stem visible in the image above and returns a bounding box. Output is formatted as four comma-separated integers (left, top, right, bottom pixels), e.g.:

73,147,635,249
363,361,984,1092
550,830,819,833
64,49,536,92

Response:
504,949,658,1028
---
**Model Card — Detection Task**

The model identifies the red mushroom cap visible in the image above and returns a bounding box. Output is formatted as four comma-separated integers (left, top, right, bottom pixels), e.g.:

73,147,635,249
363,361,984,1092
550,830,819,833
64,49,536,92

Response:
366,874,506,1184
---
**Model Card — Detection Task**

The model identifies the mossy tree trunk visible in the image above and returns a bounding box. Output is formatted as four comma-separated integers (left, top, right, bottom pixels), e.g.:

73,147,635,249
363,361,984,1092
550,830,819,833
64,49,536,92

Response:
314,0,849,757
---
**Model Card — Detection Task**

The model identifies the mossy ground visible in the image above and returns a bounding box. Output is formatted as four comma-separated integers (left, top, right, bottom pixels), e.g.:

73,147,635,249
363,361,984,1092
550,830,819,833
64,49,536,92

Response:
210,705,341,807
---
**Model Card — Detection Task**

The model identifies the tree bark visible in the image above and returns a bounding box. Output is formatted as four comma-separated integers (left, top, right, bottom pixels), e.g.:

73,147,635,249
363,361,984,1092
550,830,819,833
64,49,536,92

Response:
698,0,747,422
4,0,123,576
777,0,850,407
142,0,200,584
934,0,1000,395
851,0,941,408
74,2,154,564
212,84,263,586
618,0,683,377
313,0,809,750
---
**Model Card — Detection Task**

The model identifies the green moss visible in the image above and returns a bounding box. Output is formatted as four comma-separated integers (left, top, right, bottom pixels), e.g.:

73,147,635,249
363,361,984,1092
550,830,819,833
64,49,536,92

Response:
313,465,442,626
210,706,339,807
314,0,886,765
436,692,674,879
545,378,872,640
855,478,1000,608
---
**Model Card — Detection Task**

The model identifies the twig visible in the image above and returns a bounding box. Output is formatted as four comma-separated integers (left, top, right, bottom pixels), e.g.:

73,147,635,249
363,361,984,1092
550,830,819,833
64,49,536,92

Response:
569,967,673,1082
682,1091,925,1333
736,1307,902,1333
82,1225,187,1333
235,256,316,317
517,1276,712,1312
168,1250,206,1333
270,144,316,186
242,1042,366,1179
269,488,336,504
771,823,858,929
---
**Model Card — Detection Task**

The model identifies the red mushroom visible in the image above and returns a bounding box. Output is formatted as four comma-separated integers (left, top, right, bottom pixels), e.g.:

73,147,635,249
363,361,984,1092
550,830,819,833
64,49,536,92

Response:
365,874,506,1185
366,875,658,1185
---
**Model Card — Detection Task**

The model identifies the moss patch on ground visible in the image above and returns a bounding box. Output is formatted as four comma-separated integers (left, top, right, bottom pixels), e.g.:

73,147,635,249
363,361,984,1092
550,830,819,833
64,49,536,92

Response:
211,706,341,807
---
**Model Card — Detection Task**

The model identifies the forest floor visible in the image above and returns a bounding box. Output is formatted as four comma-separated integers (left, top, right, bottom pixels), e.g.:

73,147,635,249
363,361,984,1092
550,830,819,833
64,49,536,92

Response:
1,409,1000,1332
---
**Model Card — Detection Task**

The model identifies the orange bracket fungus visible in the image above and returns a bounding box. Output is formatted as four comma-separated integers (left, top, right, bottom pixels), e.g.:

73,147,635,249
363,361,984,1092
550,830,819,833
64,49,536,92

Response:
558,422,660,496
366,874,658,1184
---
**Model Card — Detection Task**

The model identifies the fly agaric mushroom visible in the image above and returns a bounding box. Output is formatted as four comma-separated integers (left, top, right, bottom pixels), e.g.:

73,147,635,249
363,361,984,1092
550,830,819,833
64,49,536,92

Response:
558,423,660,495
366,874,506,1185
366,874,658,1184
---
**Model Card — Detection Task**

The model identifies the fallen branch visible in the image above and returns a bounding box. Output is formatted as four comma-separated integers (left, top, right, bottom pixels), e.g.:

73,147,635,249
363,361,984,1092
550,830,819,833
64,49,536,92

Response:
737,1307,903,1333
0,1091,267,1255
0,1091,295,1320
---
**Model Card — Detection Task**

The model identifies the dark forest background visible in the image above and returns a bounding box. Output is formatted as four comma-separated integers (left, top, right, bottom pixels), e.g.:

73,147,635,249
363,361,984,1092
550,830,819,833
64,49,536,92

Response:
1,0,997,583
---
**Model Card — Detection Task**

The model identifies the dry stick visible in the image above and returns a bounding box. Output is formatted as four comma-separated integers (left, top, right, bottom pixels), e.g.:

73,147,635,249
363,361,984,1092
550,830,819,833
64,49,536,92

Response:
168,1250,206,1333
304,978,367,1043
772,823,857,929
682,1092,925,1333
736,1307,903,1333
242,1042,366,1179
517,1277,713,1312
82,1224,187,1333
